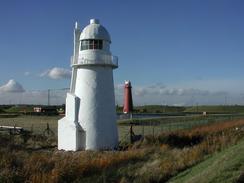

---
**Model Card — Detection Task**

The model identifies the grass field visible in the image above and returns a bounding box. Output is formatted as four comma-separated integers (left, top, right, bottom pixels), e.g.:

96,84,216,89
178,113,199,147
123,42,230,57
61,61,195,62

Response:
2,104,244,115
1,114,244,143
185,105,244,114
169,137,244,183
1,118,244,182
0,115,60,134
0,115,135,141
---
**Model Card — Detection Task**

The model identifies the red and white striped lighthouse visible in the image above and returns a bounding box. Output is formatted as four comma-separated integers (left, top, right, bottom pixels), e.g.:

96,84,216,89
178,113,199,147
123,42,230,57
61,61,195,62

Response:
123,81,133,114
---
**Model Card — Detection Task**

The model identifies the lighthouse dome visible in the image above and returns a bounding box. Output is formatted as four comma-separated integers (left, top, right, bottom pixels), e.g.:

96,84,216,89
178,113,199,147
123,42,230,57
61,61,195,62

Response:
80,19,111,43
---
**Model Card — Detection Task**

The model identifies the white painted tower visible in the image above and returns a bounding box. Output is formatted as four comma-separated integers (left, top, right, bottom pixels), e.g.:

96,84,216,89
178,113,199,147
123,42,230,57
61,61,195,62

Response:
58,19,118,151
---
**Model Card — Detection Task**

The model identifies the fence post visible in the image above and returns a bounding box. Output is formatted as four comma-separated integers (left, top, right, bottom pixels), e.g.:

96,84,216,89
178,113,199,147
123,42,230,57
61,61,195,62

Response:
130,125,133,144
31,124,33,133
142,125,144,136
152,124,155,138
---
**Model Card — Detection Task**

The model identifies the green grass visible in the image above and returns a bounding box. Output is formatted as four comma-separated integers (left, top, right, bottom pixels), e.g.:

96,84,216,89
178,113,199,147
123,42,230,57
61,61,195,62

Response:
0,116,60,134
0,116,139,142
118,114,237,126
169,138,244,183
121,105,244,114
2,105,244,115
3,106,34,113
185,105,244,114
1,118,244,182
118,114,244,142
0,115,243,143
133,105,186,113
0,116,147,141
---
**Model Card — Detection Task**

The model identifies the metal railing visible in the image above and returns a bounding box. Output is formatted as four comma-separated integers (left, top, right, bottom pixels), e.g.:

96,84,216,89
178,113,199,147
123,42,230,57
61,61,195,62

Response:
71,53,118,68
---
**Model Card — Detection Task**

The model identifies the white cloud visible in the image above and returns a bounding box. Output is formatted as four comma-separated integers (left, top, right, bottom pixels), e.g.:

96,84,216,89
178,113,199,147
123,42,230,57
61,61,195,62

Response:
114,82,236,106
24,71,30,76
134,83,166,97
172,79,244,93
40,67,71,79
0,88,67,105
0,80,25,93
172,103,185,107
0,80,241,106
133,84,210,97
0,79,68,105
160,88,210,96
114,83,124,90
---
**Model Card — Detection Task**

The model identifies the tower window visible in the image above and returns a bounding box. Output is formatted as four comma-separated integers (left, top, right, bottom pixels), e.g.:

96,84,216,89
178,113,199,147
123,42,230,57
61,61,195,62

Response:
81,39,103,50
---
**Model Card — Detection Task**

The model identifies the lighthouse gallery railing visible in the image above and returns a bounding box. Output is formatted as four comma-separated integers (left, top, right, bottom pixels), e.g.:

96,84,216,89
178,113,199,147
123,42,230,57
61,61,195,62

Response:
71,54,118,68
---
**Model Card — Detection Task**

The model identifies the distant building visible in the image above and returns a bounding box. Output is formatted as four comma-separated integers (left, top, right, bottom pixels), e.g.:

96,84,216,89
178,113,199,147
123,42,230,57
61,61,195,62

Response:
33,106,58,115
33,107,42,113
57,105,65,115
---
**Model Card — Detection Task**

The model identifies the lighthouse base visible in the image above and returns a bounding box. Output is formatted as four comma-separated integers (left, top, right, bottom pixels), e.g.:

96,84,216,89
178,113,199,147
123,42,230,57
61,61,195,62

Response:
58,92,85,151
58,80,119,151
58,118,85,151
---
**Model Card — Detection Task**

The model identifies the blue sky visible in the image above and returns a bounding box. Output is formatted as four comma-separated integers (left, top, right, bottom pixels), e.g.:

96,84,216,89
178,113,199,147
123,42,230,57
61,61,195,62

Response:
0,0,244,105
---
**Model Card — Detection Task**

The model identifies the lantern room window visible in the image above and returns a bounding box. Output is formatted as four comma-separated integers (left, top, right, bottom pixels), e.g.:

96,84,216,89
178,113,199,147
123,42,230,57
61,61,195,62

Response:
81,39,103,50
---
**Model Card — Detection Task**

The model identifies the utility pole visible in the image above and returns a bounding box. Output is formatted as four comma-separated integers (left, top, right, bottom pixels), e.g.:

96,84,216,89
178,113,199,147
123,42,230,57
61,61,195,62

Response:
196,102,199,112
47,88,69,106
48,89,50,106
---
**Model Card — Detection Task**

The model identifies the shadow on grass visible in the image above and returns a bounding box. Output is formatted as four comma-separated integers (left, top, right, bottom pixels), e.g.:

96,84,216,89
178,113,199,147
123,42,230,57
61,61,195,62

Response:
237,172,244,183
140,132,204,149
159,133,204,148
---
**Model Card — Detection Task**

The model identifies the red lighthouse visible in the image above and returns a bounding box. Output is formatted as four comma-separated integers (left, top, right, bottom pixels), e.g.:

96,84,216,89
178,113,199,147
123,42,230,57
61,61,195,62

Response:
123,81,133,114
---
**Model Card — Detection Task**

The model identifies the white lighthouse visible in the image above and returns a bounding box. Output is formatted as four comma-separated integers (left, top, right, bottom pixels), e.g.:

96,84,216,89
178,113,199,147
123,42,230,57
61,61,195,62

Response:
58,19,118,151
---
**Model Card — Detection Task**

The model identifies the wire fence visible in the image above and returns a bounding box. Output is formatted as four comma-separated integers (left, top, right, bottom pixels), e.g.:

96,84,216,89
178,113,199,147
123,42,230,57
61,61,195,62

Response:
1,114,244,143
0,116,59,136
118,114,244,142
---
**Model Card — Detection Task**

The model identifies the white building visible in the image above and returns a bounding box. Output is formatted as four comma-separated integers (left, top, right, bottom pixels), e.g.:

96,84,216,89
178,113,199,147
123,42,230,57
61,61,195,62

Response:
58,19,118,151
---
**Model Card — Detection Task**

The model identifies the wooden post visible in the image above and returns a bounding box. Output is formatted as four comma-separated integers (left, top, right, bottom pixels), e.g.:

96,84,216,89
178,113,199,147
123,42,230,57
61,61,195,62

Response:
130,125,134,143
142,125,144,136
152,124,155,138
